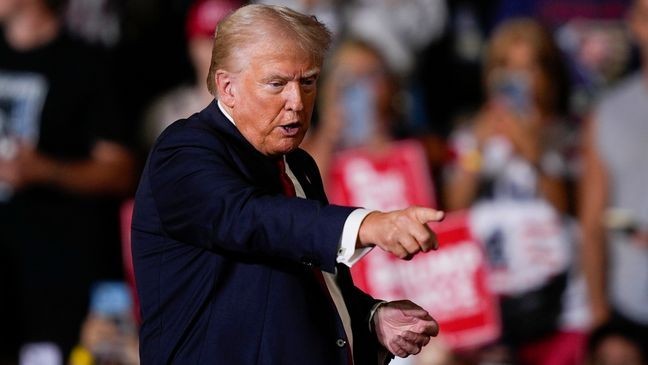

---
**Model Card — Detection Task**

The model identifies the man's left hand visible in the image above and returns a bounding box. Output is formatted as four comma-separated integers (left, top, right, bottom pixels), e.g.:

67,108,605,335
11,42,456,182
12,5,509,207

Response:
373,300,439,358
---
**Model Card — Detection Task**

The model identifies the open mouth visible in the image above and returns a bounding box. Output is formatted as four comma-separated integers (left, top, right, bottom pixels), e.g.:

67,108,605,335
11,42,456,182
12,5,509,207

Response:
280,122,301,136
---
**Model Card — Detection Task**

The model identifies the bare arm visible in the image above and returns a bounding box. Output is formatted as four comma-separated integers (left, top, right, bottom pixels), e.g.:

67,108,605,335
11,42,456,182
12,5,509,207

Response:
444,164,481,211
49,141,137,195
579,116,610,327
537,169,569,214
0,140,137,196
443,115,488,211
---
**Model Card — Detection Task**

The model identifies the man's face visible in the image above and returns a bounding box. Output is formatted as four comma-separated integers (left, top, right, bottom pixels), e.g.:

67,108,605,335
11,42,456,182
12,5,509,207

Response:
226,37,319,157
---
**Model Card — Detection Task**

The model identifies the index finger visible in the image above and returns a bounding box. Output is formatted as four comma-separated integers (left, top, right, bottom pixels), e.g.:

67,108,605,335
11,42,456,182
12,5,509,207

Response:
412,207,444,224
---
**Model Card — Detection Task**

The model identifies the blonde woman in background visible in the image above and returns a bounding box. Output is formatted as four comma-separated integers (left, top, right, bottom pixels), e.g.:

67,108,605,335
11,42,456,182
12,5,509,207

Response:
444,19,589,365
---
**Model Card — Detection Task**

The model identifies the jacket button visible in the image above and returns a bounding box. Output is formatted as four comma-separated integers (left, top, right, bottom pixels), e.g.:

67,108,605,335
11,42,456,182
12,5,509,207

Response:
336,338,346,348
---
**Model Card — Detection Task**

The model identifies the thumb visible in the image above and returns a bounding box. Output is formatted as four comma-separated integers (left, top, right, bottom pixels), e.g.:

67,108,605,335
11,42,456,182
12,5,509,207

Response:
398,304,432,320
412,207,444,224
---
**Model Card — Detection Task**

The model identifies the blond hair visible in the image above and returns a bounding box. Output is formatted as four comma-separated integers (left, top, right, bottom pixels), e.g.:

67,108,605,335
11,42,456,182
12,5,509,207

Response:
484,18,567,115
206,4,332,96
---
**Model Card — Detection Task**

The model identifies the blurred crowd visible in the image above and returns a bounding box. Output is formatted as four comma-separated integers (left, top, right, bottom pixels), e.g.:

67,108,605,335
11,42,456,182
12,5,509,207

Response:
1,0,647,364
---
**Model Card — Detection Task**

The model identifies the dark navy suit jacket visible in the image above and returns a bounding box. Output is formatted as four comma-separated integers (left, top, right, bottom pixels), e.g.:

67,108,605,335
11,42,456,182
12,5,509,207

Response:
132,100,385,364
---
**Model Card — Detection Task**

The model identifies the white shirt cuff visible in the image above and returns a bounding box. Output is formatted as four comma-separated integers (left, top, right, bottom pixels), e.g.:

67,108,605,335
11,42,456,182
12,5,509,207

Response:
336,208,374,267
368,300,388,333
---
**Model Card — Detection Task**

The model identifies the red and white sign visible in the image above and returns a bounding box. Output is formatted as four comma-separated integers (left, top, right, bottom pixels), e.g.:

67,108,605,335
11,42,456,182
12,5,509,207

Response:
327,140,435,211
327,140,500,349
352,213,500,349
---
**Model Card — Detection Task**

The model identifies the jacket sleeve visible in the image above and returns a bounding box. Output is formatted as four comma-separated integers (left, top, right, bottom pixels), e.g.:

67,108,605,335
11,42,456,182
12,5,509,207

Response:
145,125,354,273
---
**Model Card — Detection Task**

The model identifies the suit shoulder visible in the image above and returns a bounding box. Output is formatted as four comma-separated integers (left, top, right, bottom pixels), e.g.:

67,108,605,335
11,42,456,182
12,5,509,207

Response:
152,112,226,152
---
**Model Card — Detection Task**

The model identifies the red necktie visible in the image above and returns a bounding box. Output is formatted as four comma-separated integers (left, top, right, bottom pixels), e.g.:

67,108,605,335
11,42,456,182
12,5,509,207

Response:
276,158,296,197
275,158,353,364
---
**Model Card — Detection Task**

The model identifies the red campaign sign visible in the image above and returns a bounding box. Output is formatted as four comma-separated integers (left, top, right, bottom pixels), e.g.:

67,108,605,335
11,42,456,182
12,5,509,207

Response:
327,141,500,349
351,213,500,349
422,213,500,349
327,139,436,212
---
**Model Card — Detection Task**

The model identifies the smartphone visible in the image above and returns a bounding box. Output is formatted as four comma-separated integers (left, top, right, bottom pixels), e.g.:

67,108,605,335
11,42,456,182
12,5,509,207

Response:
489,70,532,116
89,281,136,336
339,80,375,148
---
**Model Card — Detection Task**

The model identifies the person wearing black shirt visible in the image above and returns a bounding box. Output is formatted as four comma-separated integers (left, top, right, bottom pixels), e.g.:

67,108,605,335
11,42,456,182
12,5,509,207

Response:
0,0,137,362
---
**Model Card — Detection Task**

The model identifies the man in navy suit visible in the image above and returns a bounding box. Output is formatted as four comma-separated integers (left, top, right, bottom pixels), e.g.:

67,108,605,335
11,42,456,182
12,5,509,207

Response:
132,4,444,364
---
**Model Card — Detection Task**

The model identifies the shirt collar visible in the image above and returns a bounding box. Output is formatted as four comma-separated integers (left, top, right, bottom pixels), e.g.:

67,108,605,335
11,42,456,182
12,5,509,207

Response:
217,99,236,126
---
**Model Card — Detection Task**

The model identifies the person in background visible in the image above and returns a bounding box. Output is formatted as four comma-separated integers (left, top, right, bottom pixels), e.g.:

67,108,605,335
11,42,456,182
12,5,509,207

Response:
303,38,407,183
132,4,445,364
491,0,633,118
0,0,137,362
580,0,648,361
142,0,242,147
444,18,588,365
444,18,571,215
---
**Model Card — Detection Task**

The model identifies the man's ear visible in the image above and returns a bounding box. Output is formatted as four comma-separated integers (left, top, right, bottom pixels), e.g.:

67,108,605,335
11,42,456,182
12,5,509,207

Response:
215,70,236,107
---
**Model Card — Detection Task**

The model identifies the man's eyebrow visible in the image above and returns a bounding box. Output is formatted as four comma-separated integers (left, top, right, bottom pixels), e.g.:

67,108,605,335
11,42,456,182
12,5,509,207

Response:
261,68,320,83
263,69,320,82
302,69,320,78
261,73,291,83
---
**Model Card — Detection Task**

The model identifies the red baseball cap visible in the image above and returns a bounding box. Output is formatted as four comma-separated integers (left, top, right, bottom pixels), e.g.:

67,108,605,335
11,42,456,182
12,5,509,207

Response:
185,0,242,40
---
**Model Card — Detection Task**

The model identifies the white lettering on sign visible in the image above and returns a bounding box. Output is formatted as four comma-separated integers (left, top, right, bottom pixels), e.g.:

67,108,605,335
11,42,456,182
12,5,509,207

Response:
401,242,483,320
344,159,409,211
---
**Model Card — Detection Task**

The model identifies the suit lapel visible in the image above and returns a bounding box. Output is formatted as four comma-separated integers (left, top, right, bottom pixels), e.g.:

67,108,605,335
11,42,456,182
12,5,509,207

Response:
286,151,327,204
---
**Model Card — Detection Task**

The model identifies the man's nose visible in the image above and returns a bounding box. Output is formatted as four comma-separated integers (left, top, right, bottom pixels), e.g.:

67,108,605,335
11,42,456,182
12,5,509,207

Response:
284,82,304,112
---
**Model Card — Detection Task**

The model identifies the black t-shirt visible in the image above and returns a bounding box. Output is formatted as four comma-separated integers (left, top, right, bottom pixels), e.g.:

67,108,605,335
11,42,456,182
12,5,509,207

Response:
0,30,131,157
0,27,133,351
